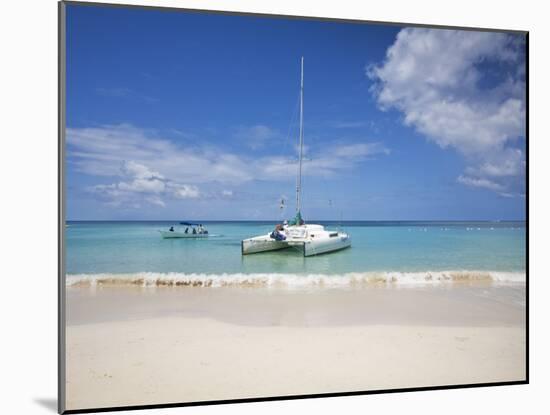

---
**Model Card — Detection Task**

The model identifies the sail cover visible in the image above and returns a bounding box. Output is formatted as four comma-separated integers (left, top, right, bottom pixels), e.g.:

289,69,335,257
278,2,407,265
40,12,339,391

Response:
287,211,304,226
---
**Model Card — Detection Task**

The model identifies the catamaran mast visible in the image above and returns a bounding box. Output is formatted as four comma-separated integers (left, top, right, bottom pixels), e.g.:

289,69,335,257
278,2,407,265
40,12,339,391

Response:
296,56,304,214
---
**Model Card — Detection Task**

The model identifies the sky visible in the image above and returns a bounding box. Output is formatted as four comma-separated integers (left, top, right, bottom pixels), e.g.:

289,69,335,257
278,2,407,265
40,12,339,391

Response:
65,4,527,221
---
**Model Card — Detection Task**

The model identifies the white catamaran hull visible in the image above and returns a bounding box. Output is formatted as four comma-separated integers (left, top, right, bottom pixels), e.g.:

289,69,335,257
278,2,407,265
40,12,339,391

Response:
241,235,289,254
159,230,208,239
300,234,351,256
242,229,351,256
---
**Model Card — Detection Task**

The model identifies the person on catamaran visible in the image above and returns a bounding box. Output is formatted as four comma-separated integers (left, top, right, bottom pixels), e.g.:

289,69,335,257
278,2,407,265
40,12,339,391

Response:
184,227,189,234
192,228,197,234
270,224,286,241
169,226,174,232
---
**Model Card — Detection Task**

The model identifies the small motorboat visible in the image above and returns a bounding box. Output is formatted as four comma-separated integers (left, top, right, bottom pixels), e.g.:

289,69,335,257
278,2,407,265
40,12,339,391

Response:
159,222,209,239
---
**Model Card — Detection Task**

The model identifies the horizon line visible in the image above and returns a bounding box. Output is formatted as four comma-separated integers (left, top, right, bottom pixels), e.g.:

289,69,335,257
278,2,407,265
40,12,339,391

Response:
65,219,527,222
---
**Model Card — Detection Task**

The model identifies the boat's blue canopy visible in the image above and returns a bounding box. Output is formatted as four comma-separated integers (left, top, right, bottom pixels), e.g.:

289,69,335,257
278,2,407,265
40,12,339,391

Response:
179,222,200,226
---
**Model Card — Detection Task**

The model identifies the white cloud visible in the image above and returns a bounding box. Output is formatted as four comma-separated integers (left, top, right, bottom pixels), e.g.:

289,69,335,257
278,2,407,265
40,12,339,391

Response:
89,160,199,208
457,175,504,191
145,196,166,208
368,28,525,195
122,160,163,180
259,141,389,179
234,124,281,149
67,124,252,184
118,178,165,193
68,124,388,183
116,161,167,195
332,142,390,158
169,183,200,199
68,124,390,207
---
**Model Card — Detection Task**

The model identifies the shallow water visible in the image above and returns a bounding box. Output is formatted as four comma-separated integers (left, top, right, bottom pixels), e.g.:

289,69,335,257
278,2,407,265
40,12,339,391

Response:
66,221,525,275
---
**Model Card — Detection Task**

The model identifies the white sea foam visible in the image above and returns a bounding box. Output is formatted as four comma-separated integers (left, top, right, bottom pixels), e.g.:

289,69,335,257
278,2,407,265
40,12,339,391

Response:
66,271,526,288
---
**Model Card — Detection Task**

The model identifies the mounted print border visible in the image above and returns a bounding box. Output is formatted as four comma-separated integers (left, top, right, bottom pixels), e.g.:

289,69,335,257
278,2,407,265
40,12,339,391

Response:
59,1,528,413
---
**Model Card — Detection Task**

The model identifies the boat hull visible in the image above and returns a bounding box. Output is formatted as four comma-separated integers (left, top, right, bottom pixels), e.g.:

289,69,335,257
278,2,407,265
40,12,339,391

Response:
241,235,289,254
159,230,208,239
302,234,351,256
242,230,351,256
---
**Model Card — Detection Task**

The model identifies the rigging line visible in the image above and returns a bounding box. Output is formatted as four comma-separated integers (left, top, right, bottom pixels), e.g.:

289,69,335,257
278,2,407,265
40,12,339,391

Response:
280,91,301,159
316,168,341,227
274,90,300,214
297,56,305,214
263,92,299,220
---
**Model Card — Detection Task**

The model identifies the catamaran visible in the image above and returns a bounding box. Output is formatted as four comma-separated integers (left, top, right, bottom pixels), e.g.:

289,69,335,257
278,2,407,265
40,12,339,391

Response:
242,57,351,257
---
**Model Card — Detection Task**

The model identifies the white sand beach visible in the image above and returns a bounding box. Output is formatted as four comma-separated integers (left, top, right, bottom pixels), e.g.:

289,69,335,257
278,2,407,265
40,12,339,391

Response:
65,284,526,410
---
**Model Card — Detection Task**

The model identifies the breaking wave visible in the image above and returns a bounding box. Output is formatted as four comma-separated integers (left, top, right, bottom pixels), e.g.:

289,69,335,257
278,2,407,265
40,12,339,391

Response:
66,271,526,288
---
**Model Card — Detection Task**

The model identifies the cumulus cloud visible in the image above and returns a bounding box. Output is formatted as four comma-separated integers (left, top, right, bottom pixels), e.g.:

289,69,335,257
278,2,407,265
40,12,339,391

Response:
89,160,199,208
122,160,164,180
118,178,165,194
368,28,525,195
169,183,200,199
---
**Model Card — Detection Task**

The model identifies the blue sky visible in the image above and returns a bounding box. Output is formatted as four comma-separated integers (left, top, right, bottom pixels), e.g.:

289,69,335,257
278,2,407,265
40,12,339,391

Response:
65,4,526,221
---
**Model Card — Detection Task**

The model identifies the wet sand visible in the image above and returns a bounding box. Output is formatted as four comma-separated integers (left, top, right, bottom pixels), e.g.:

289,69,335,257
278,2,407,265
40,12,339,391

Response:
65,284,526,410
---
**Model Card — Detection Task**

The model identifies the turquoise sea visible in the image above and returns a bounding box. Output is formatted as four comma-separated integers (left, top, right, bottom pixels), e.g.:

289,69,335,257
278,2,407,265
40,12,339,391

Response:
66,221,526,286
